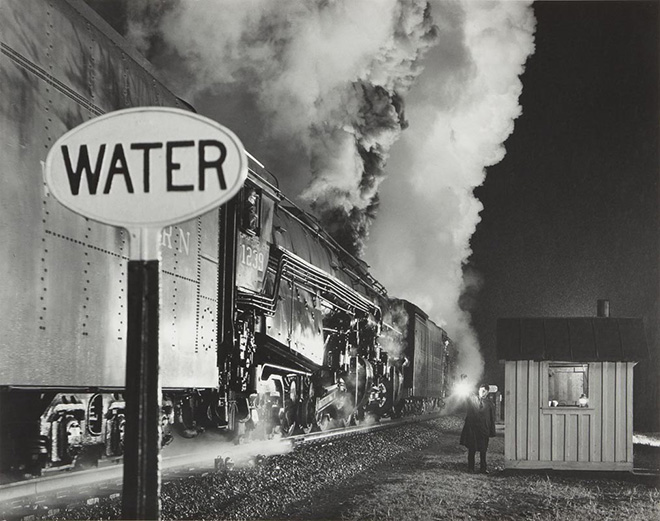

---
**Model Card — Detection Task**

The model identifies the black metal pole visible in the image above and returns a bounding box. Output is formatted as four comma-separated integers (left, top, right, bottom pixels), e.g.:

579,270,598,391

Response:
122,259,161,520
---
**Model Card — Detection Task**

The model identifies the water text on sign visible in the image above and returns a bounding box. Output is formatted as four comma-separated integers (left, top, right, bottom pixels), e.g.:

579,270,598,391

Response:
45,107,247,243
60,140,228,196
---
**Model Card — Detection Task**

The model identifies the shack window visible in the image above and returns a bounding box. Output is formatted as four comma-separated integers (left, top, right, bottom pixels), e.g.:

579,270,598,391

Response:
241,187,261,235
548,364,588,407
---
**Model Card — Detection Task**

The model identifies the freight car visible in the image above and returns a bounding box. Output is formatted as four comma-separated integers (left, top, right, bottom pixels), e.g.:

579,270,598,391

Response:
0,0,456,477
395,300,457,415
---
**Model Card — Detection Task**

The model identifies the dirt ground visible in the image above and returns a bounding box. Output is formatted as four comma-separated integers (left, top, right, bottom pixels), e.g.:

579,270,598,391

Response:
280,423,660,521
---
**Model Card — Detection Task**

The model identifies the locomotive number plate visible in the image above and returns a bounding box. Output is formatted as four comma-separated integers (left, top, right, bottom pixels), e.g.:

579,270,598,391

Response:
236,233,269,292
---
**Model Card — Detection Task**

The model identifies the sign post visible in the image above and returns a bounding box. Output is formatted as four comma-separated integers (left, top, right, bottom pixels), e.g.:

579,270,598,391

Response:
122,227,161,520
45,108,247,520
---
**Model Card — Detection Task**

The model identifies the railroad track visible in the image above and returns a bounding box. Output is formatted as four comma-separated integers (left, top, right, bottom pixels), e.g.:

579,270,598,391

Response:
0,413,441,520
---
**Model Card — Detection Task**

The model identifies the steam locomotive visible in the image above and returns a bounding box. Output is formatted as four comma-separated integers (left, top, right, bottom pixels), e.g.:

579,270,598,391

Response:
0,0,456,476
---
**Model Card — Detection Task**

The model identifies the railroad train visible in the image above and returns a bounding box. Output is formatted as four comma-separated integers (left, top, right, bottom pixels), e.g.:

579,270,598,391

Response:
0,0,457,476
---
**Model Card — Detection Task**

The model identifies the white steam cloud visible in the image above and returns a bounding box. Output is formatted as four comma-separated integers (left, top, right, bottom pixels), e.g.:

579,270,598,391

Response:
124,0,536,385
366,0,536,382
127,0,438,254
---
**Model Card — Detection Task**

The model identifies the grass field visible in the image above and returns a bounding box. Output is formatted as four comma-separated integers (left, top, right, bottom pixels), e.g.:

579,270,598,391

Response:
283,420,660,520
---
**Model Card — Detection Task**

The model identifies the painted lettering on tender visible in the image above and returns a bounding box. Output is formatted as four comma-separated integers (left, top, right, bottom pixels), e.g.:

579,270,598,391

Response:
178,229,190,255
161,225,191,255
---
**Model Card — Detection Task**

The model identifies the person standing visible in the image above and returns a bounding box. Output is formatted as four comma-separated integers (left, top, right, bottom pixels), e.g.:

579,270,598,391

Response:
460,383,496,473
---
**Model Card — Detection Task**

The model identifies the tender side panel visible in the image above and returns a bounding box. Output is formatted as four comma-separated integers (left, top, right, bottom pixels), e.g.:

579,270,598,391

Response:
0,2,129,386
197,210,220,359
160,221,208,387
1,2,53,383
37,233,127,385
0,0,218,388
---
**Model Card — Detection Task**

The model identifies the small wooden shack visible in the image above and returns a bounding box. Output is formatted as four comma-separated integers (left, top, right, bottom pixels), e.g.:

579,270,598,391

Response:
497,311,648,472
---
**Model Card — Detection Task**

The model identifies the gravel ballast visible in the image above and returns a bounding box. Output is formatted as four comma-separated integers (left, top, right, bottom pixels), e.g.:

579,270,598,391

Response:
51,416,463,520
47,415,659,520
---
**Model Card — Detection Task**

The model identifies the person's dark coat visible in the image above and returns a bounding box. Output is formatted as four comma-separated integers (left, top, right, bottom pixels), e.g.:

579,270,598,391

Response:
459,395,496,452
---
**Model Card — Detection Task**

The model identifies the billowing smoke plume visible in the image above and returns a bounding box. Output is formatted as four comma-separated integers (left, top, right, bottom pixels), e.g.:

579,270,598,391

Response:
120,0,536,385
125,0,438,255
366,1,536,383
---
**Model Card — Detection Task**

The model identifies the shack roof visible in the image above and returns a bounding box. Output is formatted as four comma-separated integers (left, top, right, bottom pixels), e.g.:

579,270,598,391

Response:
497,318,649,362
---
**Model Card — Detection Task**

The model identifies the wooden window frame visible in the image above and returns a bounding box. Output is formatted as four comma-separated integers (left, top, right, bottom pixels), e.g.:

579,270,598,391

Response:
541,361,593,411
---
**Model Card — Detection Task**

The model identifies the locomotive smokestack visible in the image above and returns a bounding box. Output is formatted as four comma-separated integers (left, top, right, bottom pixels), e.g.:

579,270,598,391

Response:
597,299,610,318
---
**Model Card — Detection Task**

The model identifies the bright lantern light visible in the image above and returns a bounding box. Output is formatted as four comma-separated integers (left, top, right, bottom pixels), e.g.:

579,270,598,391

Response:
454,380,472,398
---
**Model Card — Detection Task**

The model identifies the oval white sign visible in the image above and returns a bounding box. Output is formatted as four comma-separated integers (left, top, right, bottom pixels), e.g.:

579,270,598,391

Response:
45,107,247,228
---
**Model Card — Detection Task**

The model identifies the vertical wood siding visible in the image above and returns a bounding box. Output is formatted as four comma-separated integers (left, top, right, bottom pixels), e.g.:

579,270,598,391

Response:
601,362,614,462
578,414,590,462
615,362,627,462
515,360,528,459
504,361,635,470
590,363,602,462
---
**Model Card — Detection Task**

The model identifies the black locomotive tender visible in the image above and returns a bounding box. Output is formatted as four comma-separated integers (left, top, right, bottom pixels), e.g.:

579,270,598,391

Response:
0,0,457,476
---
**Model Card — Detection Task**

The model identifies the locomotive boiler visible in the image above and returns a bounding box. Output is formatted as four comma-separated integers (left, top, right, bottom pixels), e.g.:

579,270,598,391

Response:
0,0,456,476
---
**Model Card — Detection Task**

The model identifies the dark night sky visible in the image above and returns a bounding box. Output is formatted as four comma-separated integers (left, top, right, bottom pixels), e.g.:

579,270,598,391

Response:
469,1,659,426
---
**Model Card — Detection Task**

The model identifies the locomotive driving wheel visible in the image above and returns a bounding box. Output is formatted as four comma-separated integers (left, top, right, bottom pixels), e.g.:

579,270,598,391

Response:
281,379,298,436
105,410,125,456
316,413,333,431
347,356,374,411
370,378,393,417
